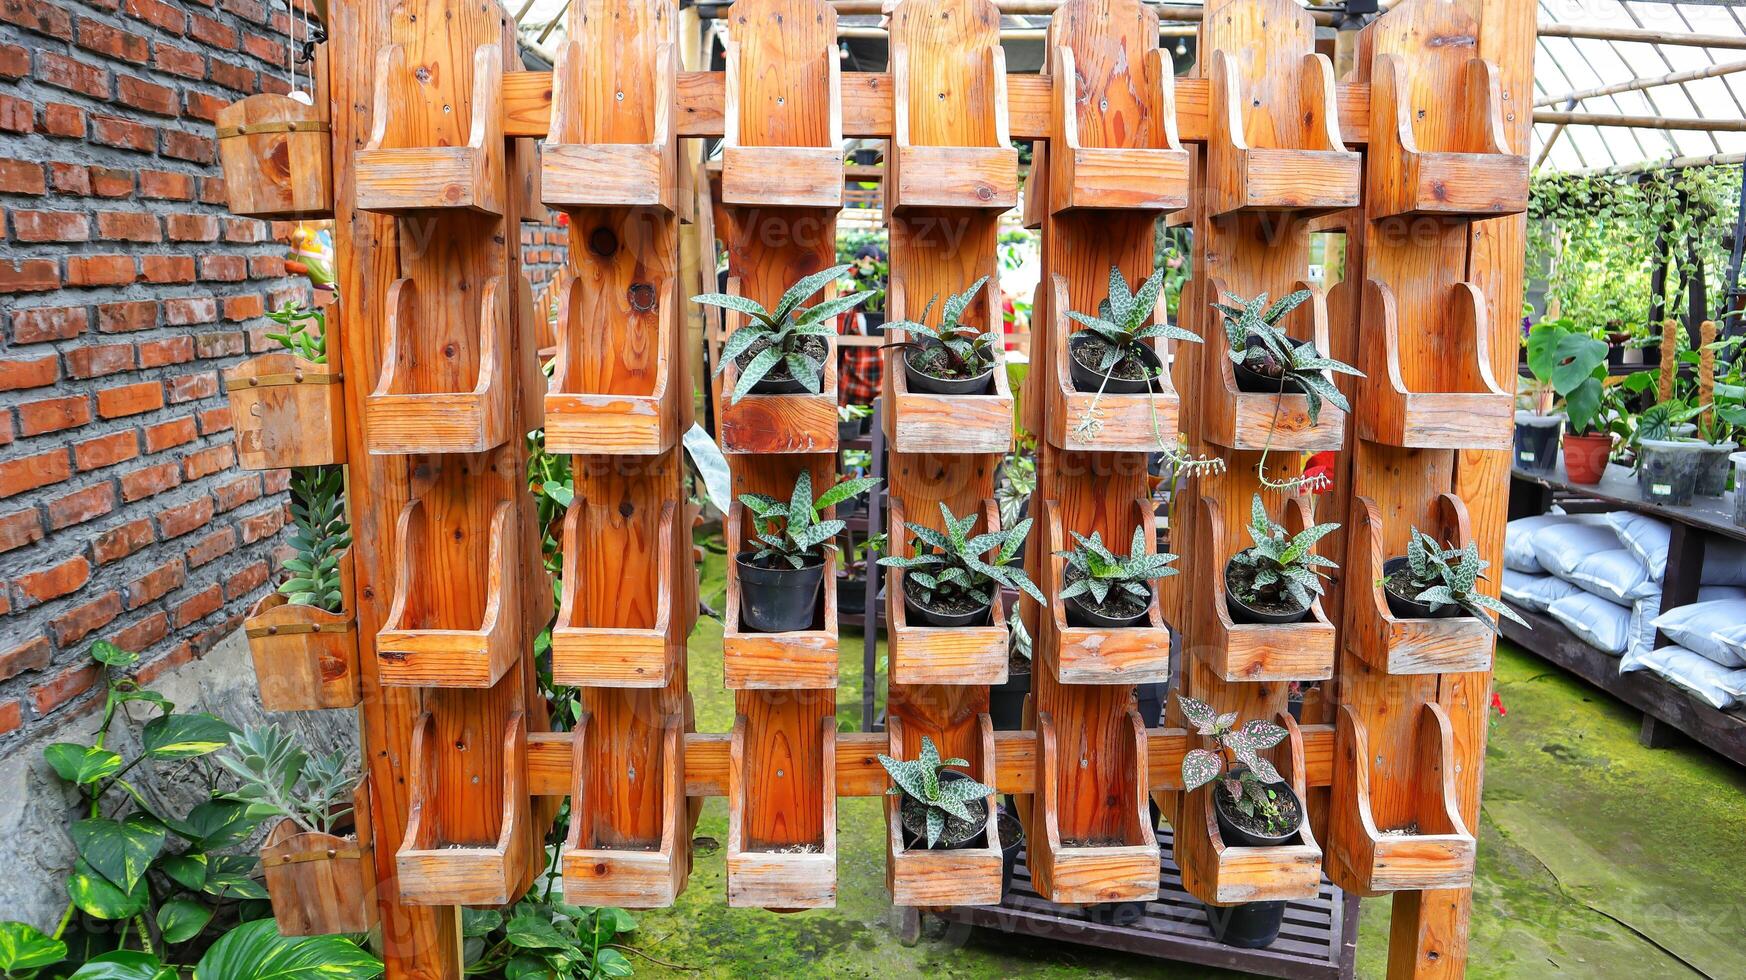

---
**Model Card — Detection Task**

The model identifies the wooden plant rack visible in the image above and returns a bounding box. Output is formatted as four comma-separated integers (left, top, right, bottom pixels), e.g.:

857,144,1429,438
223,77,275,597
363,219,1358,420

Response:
224,0,1532,973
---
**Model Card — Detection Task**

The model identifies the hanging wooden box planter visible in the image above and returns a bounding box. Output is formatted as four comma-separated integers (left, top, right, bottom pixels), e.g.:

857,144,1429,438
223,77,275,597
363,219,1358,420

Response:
1043,273,1180,453
719,0,844,208
1368,53,1528,221
398,711,534,906
1047,47,1188,214
261,779,377,935
245,559,360,711
545,275,683,456
551,497,681,688
885,13,1015,214
722,501,837,689
225,351,346,470
355,43,504,215
1327,702,1475,896
365,274,519,455
1201,278,1345,453
377,499,521,688
715,277,839,455
542,11,677,213
884,287,1015,455
727,714,837,909
886,498,1007,687
1344,494,1494,675
1024,709,1159,905
1356,278,1513,451
884,714,1003,908
1202,50,1360,218
1040,498,1171,685
1175,712,1323,908
1195,495,1336,683
215,93,333,220
562,711,688,907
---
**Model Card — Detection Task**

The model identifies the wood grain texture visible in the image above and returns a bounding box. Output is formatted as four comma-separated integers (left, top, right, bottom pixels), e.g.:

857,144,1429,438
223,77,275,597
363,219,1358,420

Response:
377,497,522,688
1343,495,1495,675
1044,273,1182,453
245,586,360,711
356,43,505,215
1200,278,1347,453
226,352,347,470
1356,278,1513,451
397,708,533,906
886,498,1009,687
721,501,839,689
720,0,843,207
1040,498,1172,684
562,711,688,907
552,496,680,688
884,714,1003,907
715,272,840,454
1193,496,1337,683
216,90,333,220
726,714,838,908
1367,45,1527,220
365,273,515,455
1048,44,1189,214
887,0,1015,213
261,780,376,935
1025,709,1159,904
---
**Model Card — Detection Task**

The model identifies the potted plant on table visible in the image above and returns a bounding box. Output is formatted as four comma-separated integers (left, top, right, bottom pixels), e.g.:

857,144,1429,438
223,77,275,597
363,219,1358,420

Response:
1225,494,1340,626
737,470,880,633
1056,525,1179,628
697,264,868,403
1526,319,1616,484
1179,696,1303,950
884,276,1000,395
1066,264,1202,394
1382,527,1529,633
878,503,1044,627
878,736,997,851
1214,289,1361,424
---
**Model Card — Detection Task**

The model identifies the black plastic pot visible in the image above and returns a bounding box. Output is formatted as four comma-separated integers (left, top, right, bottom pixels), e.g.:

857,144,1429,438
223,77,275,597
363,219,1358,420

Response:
1231,337,1303,395
1064,587,1151,629
1513,411,1563,473
736,551,824,633
1224,561,1311,625
990,668,1031,731
838,573,867,620
1637,438,1706,507
862,310,886,332
1205,773,1304,949
899,771,988,850
1067,334,1164,395
902,584,992,628
852,148,880,166
837,418,864,445
997,806,1024,895
1380,557,1462,621
904,350,994,396
748,370,818,396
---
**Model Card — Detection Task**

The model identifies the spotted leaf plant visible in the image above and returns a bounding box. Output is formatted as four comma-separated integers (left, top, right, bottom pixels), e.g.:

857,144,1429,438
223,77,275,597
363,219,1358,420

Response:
884,275,999,380
878,736,996,849
1057,525,1178,608
739,470,881,569
1227,494,1340,611
1397,527,1529,635
1214,289,1363,425
696,263,869,404
1178,695,1297,835
878,502,1046,608
1067,264,1203,377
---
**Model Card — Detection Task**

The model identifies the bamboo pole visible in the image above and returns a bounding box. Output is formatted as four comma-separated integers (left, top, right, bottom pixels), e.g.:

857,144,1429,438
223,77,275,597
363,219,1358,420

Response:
1533,110,1746,133
1560,150,1746,178
1538,22,1746,52
1534,58,1746,108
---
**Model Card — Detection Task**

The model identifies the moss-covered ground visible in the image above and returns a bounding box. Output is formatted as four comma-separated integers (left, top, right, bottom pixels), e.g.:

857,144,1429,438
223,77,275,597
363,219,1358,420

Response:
620,553,1746,978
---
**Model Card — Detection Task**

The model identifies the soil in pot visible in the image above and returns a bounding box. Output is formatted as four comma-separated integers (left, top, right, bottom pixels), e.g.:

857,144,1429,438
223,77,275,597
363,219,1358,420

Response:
735,335,828,396
1513,411,1563,473
989,658,1031,731
1381,557,1463,621
1068,334,1163,395
898,771,989,850
1637,438,1705,507
1695,441,1737,497
1224,558,1312,625
736,551,824,633
1062,568,1150,628
901,576,992,628
904,346,995,396
1212,769,1304,848
1562,432,1612,484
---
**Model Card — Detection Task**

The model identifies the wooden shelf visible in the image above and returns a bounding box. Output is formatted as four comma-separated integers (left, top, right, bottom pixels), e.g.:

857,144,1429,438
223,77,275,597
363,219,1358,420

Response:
715,276,839,454
378,499,521,689
1041,497,1171,685
886,0,1016,213
1326,702,1475,896
1367,53,1527,221
1356,278,1512,451
224,352,346,470
727,714,838,909
397,711,533,906
885,286,1015,455
722,501,838,690
366,274,518,455
356,43,504,215
1024,709,1159,905
884,714,1003,907
1204,50,1359,218
216,92,333,220
245,574,360,711
546,275,683,456
1043,273,1181,453
563,711,688,907
886,498,1008,687
1201,278,1345,453
1048,47,1188,214
719,0,844,208
1343,494,1494,675
552,497,682,688
261,779,376,935
1194,495,1336,683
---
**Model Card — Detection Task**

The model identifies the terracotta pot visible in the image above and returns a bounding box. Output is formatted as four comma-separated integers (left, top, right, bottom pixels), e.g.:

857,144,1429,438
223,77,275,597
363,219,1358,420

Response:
1562,432,1612,484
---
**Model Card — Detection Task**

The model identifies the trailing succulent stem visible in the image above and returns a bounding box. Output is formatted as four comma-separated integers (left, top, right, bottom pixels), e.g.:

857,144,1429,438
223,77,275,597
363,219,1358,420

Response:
696,263,869,404
1178,696,1296,836
738,470,880,569
1228,494,1339,611
1395,527,1528,634
1214,289,1361,425
283,466,350,613
877,736,996,849
1056,525,1177,608
884,276,998,380
879,502,1045,608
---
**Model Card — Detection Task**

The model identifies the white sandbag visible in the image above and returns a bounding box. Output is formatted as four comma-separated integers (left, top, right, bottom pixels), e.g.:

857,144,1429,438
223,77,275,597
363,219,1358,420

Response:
1625,586,1746,660
1505,512,1608,574
1532,523,1623,580
1618,644,1746,710
1605,510,1746,585
1501,570,1585,612
1564,549,1657,604
1650,599,1746,668
1547,592,1631,656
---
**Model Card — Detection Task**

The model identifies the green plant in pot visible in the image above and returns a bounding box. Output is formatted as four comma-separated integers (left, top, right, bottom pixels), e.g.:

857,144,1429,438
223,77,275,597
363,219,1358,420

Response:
1224,494,1339,626
838,530,884,621
1213,289,1361,424
1381,527,1528,633
737,470,880,633
284,465,350,613
1179,695,1302,950
878,503,1044,628
878,736,996,850
1520,318,1602,474
1056,525,1178,629
884,276,1000,396
1066,264,1202,395
836,402,873,443
697,263,868,403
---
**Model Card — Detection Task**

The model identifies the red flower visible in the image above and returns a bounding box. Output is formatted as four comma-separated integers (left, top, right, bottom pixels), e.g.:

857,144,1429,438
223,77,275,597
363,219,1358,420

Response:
1490,692,1506,717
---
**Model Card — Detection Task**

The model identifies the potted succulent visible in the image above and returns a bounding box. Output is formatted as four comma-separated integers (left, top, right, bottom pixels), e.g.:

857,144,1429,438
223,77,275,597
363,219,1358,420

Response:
697,264,868,403
244,465,357,710
1225,494,1339,626
884,276,1000,395
1382,528,1529,634
1056,526,1179,628
878,503,1044,627
837,403,873,444
1214,289,1362,424
736,470,880,633
879,736,997,852
1179,696,1302,950
1066,264,1201,394
989,615,1032,732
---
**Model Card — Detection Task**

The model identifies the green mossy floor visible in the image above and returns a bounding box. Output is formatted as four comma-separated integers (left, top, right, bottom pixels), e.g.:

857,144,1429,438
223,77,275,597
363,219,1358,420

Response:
624,555,1746,978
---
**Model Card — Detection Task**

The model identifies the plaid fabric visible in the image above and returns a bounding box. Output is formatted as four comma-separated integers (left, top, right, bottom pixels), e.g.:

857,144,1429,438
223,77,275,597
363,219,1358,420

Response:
839,312,882,405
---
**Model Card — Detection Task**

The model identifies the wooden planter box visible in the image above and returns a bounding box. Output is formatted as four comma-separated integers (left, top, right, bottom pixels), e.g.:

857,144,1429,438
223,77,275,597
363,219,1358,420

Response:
262,780,377,935
1327,702,1475,896
245,587,359,711
885,498,1007,687
1043,273,1181,453
715,276,839,455
1047,47,1188,214
1023,709,1159,904
215,93,333,220
378,499,521,688
365,274,518,455
1201,278,1345,453
886,19,1015,213
727,715,837,909
721,501,837,689
552,497,682,688
1344,494,1494,675
1194,496,1336,683
563,711,688,907
1202,50,1359,218
884,714,1002,908
1368,54,1528,221
545,274,683,456
356,43,504,214
398,711,533,906
542,19,678,213
719,0,843,208
1040,498,1171,685
1356,278,1513,451
883,287,1015,455
225,352,346,470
